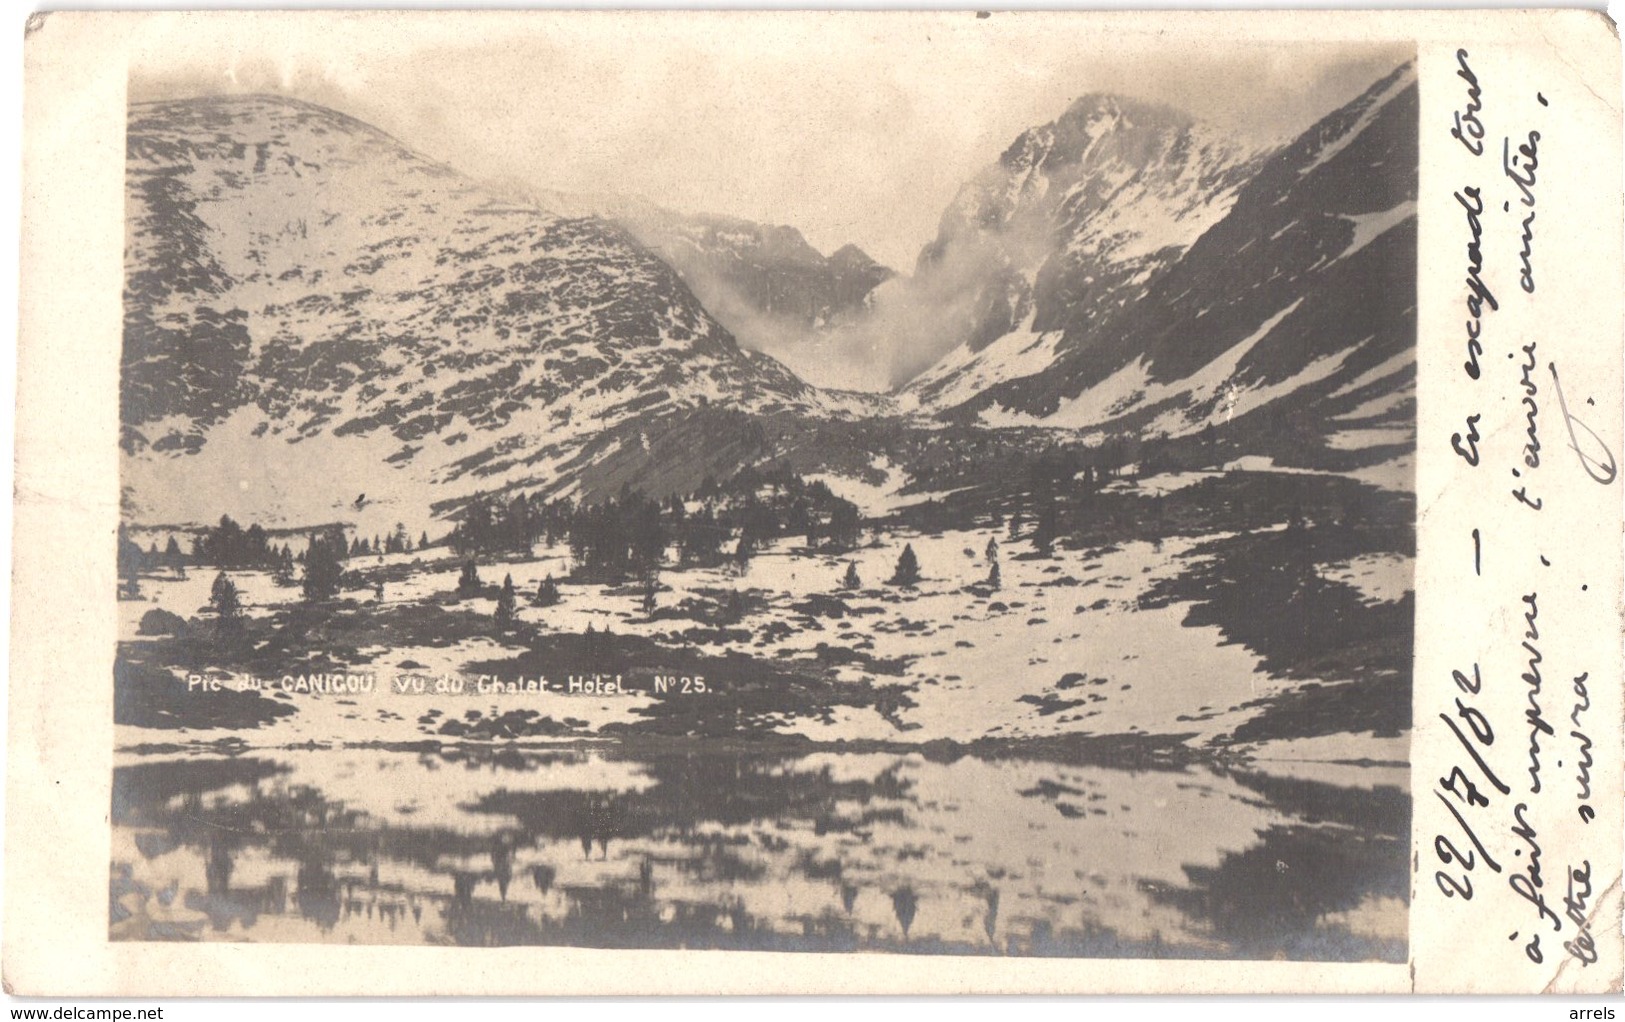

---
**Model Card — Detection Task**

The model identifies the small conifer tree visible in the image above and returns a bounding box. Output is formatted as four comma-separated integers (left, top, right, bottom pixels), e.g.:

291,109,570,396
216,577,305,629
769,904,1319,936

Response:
495,574,516,629
889,544,921,587
211,571,243,635
641,572,658,616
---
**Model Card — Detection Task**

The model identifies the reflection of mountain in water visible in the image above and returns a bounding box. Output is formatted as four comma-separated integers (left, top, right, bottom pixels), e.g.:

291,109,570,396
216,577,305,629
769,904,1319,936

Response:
110,747,1406,959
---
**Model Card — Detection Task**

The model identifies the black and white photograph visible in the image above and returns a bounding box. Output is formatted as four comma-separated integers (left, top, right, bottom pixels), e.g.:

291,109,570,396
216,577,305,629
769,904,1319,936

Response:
108,18,1418,961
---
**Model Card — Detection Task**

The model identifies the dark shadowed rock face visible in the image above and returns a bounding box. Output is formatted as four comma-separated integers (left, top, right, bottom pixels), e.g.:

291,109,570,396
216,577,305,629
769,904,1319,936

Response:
928,62,1417,474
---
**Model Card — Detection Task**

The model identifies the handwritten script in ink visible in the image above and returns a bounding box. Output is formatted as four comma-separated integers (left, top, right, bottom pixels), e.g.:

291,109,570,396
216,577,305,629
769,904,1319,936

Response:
1432,47,1617,974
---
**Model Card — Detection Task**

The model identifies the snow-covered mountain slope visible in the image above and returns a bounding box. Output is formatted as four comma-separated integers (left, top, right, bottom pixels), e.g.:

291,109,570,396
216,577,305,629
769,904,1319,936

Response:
121,95,881,534
120,65,1416,535
520,189,895,390
900,94,1271,407
947,62,1417,469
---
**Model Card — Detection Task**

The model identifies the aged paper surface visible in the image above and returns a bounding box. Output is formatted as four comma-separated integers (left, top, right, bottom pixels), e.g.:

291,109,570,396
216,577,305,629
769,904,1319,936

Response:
7,9,1621,996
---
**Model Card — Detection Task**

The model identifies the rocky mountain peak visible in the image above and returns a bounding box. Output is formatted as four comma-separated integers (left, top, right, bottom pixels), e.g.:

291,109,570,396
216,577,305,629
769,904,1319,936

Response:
828,243,883,271
999,93,1196,176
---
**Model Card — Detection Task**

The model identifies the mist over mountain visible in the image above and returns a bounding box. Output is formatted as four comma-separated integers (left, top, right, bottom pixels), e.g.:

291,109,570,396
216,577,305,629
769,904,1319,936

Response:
516,91,1270,393
518,189,897,390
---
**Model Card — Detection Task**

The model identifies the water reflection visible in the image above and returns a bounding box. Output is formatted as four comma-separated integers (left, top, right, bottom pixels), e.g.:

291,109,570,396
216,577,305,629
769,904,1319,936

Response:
110,746,1406,959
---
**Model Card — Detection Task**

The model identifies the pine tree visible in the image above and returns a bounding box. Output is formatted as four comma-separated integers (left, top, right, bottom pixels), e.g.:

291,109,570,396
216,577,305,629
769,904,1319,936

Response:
985,536,999,561
641,572,658,616
420,530,430,551
842,561,861,590
210,571,243,635
495,574,516,630
889,544,921,587
164,536,185,576
272,546,294,585
534,574,561,607
457,559,482,598
987,558,1001,591
891,887,919,939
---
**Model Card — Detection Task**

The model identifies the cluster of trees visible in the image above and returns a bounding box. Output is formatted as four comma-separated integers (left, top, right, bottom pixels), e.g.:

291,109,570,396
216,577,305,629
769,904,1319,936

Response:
300,527,350,602
117,517,304,595
831,546,925,591
117,525,156,597
446,468,865,579
902,435,1142,496
117,511,440,604
348,523,426,558
994,450,1125,556
446,492,570,556
194,516,290,569
457,559,482,598
121,516,433,580
453,560,567,633
117,520,279,594
568,493,669,579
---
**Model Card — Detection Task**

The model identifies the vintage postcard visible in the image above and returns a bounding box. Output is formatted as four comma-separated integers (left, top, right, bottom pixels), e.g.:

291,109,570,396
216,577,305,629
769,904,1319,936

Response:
7,9,1622,996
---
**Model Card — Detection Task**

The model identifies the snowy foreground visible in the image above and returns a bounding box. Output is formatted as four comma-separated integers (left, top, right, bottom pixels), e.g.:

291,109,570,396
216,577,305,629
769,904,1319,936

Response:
116,520,1411,772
